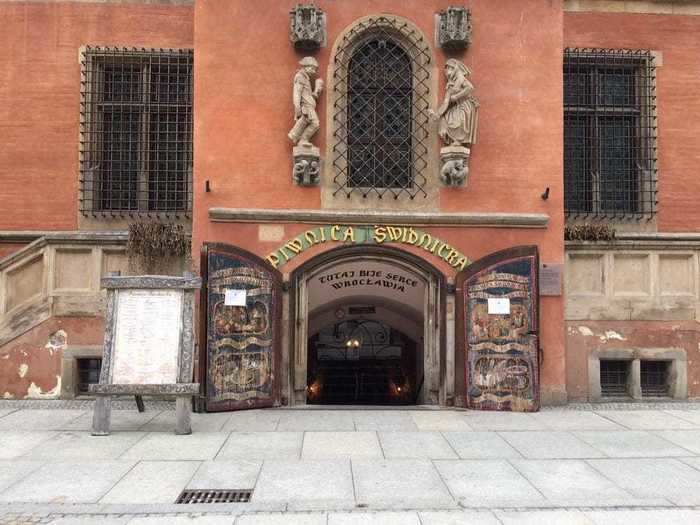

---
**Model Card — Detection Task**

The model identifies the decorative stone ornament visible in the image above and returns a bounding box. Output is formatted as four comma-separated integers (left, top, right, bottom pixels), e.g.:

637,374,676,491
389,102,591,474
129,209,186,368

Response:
289,3,326,50
430,59,479,187
289,56,324,186
436,6,472,50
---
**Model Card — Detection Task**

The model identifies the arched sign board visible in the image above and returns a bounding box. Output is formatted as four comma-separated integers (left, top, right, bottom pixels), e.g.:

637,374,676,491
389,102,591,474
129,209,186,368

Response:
265,225,471,272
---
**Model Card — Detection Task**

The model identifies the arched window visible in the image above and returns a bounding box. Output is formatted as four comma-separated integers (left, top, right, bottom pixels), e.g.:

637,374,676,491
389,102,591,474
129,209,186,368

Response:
331,17,431,200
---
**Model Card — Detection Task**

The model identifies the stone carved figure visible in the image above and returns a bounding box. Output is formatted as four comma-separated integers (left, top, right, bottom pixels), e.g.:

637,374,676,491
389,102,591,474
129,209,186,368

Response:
292,158,320,186
288,56,324,147
289,4,326,50
440,158,467,187
433,59,479,147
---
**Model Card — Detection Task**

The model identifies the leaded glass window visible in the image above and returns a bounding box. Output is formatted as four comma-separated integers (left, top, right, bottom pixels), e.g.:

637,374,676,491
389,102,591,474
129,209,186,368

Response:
331,16,431,200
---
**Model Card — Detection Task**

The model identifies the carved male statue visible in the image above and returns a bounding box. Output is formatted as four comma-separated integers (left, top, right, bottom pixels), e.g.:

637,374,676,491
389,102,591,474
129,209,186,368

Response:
288,56,324,147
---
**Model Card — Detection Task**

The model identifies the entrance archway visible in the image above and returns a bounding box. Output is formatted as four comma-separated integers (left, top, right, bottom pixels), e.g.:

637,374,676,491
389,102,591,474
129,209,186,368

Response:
290,246,445,406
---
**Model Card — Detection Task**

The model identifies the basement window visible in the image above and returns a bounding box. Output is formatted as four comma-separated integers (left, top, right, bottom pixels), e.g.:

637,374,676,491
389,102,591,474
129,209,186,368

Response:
600,360,630,398
77,358,102,395
641,360,670,397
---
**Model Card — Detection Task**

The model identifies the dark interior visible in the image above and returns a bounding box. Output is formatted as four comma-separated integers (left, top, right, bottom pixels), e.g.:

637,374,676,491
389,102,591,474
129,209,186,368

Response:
306,319,421,405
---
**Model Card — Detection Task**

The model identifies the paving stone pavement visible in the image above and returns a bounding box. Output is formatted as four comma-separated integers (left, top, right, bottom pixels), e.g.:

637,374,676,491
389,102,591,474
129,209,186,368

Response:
0,402,699,523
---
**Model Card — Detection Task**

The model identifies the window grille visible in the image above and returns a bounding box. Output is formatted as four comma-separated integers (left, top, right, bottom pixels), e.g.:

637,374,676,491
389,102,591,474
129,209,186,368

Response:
79,47,193,217
599,359,630,397
77,358,102,395
331,17,431,199
564,48,657,220
641,360,670,397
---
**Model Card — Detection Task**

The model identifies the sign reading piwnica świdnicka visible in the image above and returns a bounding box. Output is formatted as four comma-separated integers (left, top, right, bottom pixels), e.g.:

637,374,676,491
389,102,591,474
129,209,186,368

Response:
266,225,471,270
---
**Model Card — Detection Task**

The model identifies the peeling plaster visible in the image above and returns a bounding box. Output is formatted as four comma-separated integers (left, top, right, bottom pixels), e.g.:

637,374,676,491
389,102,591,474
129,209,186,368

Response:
17,364,28,378
604,330,626,341
26,376,61,399
3,392,14,399
45,330,68,356
577,326,594,337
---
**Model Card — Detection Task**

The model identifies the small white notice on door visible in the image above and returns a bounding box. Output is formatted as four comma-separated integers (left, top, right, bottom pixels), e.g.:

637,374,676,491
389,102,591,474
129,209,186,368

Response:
488,297,510,315
224,288,247,306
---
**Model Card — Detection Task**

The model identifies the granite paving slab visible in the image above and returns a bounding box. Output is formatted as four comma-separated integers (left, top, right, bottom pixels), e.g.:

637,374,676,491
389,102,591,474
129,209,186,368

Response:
499,431,605,459
301,431,382,459
100,460,200,504
0,460,136,503
496,509,595,524
585,509,700,525
328,511,421,524
378,432,457,459
353,412,418,431
48,518,131,524
187,460,262,490
678,456,700,471
418,510,501,524
221,411,280,432
0,410,18,419
575,430,692,458
24,432,146,460
141,412,232,433
217,432,303,460
586,457,700,505
61,411,161,432
653,430,700,455
529,411,623,431
460,412,546,431
442,432,522,459
0,431,57,459
276,411,355,431
434,459,544,506
235,513,327,525
0,460,45,492
126,517,236,524
252,460,354,509
0,410,86,431
510,459,632,501
352,459,455,509
410,412,471,431
595,410,696,430
662,409,700,426
120,432,228,461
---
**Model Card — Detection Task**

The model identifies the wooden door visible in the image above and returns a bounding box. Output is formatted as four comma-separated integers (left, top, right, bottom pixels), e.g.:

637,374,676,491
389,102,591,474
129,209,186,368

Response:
456,246,540,411
201,243,282,411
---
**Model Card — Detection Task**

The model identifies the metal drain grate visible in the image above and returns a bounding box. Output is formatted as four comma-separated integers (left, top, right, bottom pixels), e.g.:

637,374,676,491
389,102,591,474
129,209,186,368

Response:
176,489,252,504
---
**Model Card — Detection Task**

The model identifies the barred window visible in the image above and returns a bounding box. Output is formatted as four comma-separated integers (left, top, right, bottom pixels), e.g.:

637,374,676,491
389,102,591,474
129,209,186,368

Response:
564,49,657,220
332,17,431,200
80,47,193,216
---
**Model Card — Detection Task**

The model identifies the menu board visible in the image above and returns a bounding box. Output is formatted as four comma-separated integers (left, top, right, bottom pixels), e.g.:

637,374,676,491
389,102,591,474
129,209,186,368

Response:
111,289,183,384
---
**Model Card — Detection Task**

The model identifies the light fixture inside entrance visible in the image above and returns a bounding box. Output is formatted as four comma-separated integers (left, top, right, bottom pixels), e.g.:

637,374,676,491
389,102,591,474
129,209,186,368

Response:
345,338,361,348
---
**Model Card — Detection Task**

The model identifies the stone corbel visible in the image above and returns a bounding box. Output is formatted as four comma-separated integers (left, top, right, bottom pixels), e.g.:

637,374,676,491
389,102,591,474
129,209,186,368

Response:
289,4,327,51
436,7,472,51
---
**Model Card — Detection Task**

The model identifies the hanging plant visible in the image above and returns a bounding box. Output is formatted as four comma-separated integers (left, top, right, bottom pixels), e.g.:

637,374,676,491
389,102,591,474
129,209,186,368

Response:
126,222,191,275
564,223,616,242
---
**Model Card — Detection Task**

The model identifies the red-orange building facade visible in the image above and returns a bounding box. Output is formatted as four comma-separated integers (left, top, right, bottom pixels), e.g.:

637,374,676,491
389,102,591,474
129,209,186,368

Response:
1,0,698,407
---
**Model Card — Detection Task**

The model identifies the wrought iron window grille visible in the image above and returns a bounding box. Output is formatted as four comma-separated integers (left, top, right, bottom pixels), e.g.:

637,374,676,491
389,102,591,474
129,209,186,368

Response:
564,48,657,220
331,17,431,200
79,47,193,218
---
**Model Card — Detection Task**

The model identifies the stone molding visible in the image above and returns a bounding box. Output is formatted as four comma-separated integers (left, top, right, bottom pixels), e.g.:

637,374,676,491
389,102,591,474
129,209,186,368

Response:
209,208,550,228
564,0,700,15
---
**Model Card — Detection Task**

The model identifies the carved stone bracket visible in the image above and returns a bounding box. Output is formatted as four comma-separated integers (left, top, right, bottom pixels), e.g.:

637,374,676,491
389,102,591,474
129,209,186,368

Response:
436,7,472,50
290,4,326,50
293,144,321,186
440,145,470,187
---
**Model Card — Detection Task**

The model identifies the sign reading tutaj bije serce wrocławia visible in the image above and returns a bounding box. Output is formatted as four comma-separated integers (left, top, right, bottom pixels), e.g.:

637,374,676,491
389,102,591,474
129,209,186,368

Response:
265,224,471,271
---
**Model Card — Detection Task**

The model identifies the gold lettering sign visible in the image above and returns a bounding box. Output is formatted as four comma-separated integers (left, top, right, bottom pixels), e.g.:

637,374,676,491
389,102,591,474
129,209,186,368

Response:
265,225,471,271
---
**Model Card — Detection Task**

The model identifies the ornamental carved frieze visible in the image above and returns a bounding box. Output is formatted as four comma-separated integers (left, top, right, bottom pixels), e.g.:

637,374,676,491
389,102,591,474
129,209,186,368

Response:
436,6,472,50
289,4,326,50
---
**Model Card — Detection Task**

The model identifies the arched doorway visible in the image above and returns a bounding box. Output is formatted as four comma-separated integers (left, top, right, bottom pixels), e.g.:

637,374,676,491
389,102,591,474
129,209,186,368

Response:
290,246,445,406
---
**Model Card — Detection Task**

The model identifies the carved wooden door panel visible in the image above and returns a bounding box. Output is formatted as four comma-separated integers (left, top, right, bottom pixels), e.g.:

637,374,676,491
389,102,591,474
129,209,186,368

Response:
201,243,282,411
456,246,540,412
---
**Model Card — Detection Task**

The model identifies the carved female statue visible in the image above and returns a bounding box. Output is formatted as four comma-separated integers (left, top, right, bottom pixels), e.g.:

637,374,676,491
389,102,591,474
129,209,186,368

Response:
433,59,479,146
